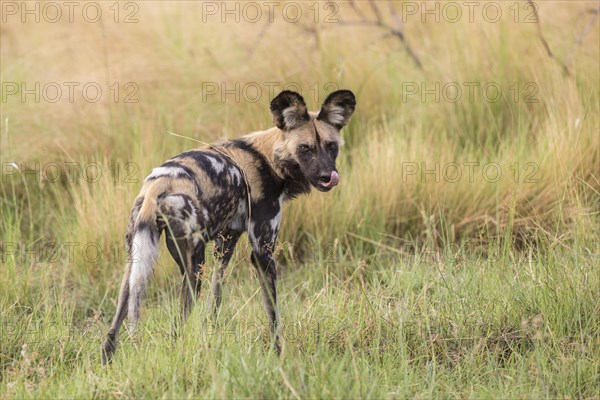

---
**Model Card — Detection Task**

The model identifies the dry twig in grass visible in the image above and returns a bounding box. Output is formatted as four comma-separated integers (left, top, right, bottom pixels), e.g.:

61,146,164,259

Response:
566,6,600,69
290,0,423,69
344,0,423,70
528,0,600,76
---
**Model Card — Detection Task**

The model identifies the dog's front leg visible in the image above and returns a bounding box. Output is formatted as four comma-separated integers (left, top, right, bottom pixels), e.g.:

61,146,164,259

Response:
210,232,242,320
251,250,281,355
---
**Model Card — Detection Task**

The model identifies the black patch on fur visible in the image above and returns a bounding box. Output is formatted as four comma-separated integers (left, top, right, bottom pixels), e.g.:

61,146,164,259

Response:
251,197,280,248
274,157,312,199
145,161,196,182
174,151,226,183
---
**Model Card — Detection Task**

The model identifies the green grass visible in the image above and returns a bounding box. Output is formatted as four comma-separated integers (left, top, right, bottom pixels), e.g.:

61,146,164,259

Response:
1,238,598,398
1,1,599,398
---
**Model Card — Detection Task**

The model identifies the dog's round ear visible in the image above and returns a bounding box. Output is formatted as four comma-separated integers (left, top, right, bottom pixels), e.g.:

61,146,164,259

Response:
317,90,356,129
270,91,310,131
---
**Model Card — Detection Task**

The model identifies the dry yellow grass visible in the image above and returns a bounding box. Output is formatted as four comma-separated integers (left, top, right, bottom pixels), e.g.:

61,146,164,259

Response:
3,3,597,254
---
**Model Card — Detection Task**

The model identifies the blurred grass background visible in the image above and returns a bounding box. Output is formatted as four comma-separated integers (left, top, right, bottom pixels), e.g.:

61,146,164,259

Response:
1,1,599,398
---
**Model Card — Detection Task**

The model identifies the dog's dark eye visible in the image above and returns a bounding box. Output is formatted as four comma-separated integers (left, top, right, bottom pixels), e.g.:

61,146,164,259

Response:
298,144,311,154
327,142,338,152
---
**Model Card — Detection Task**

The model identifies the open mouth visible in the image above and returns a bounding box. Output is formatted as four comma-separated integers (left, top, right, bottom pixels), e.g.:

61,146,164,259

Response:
316,171,339,191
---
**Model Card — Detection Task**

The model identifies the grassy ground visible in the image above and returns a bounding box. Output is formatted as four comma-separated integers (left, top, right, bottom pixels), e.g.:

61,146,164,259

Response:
1,1,599,398
1,244,598,398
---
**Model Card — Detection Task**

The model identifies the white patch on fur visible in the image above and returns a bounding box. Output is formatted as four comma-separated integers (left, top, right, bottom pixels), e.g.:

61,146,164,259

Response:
269,213,281,234
230,219,243,231
282,107,302,129
163,195,185,209
206,155,225,174
191,231,203,247
248,220,259,253
229,166,242,185
229,201,247,231
324,105,346,126
183,208,198,236
146,166,188,181
269,197,283,233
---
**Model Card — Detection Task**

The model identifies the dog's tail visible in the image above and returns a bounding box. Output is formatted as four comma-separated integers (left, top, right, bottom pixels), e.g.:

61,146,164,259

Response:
127,179,171,331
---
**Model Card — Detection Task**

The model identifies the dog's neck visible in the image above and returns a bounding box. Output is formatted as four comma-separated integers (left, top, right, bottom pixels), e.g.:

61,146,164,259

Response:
239,127,311,199
240,127,286,179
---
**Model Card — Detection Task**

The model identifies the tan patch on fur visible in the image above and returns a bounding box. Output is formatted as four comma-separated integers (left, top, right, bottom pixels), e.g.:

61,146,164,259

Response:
220,145,267,202
136,177,200,226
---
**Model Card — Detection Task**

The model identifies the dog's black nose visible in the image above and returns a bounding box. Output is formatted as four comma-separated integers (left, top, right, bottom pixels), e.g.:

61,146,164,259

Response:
319,174,332,183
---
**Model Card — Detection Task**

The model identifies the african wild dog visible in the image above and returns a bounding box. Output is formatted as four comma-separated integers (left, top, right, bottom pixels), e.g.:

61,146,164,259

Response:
101,89,356,363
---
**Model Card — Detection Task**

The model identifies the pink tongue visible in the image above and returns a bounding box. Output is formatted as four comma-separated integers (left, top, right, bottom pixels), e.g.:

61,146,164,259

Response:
321,171,340,188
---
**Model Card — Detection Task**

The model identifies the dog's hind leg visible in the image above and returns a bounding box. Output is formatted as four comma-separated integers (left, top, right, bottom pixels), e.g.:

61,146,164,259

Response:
163,194,205,335
166,232,205,335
